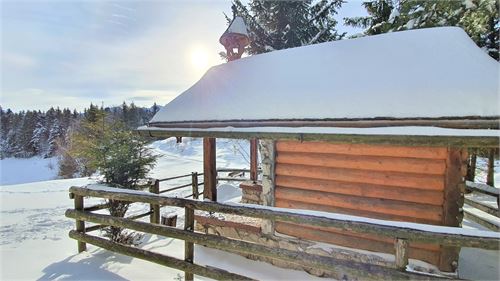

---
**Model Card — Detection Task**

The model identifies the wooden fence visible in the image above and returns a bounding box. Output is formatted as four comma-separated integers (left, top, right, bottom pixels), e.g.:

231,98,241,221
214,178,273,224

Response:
464,181,499,231
67,184,500,281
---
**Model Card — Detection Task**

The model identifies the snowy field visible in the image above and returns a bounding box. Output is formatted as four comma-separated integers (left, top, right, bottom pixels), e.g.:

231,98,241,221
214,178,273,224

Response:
0,138,499,280
0,156,59,185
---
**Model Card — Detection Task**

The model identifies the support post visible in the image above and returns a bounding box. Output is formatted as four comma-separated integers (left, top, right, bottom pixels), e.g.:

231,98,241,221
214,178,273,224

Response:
74,194,87,252
487,148,495,187
466,148,477,182
192,172,199,200
250,138,258,183
150,180,160,224
184,207,195,281
394,238,409,271
203,137,217,201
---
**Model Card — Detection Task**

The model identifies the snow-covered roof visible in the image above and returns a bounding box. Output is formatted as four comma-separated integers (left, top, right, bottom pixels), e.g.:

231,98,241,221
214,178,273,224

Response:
151,27,499,127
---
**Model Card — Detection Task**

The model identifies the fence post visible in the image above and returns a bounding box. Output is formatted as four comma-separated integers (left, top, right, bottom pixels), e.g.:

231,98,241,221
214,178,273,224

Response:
394,238,409,271
150,180,160,224
192,172,199,200
184,206,195,281
73,193,87,252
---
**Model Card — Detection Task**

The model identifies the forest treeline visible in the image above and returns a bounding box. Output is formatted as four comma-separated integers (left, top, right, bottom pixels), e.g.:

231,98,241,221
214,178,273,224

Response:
0,102,160,159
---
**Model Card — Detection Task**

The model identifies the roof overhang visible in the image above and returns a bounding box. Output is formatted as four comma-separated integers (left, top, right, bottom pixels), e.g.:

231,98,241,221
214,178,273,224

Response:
137,125,500,148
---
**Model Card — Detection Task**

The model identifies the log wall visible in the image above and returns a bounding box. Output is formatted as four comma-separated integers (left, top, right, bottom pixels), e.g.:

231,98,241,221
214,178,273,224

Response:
274,140,465,271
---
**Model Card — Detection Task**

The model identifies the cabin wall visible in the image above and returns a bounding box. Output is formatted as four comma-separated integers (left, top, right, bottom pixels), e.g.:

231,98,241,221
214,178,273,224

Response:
273,140,466,271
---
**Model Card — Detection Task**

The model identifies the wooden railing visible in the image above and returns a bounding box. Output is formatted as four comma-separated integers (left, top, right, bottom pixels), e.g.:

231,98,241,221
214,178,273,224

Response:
464,181,499,231
67,185,500,281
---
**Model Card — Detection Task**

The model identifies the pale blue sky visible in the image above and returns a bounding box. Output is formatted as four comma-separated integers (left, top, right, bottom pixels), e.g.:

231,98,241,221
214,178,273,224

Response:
1,0,366,111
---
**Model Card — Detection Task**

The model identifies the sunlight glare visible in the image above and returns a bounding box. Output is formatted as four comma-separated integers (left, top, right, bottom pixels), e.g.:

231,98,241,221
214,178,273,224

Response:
190,48,209,71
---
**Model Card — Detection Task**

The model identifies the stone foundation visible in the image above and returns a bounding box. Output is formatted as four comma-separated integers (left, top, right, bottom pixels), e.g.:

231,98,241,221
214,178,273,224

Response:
239,181,263,204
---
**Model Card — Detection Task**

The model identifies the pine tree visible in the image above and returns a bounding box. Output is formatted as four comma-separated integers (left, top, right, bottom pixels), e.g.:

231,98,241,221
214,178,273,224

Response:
345,0,499,60
46,120,63,157
229,0,344,55
30,115,48,155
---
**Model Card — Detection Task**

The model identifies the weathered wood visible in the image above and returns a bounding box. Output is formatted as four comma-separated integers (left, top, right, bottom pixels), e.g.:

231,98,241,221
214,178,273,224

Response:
68,186,500,249
395,238,409,271
161,214,177,227
466,150,477,182
276,175,444,206
466,181,500,197
464,198,499,217
277,151,446,175
158,173,193,182
66,210,446,280
68,230,255,281
150,180,160,224
203,137,217,201
250,138,259,182
83,203,110,212
137,128,500,148
275,222,440,266
191,172,199,200
74,194,86,252
159,183,192,194
276,163,444,191
185,207,195,281
147,118,500,130
487,149,495,187
464,209,500,231
276,187,443,222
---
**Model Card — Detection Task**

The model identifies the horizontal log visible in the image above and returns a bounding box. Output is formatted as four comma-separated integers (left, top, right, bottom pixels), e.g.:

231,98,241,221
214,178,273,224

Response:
465,181,499,197
159,183,192,194
68,186,500,249
84,203,110,212
276,176,444,206
66,210,441,280
276,152,446,175
277,141,449,159
276,164,444,191
276,187,443,222
275,222,440,266
464,209,500,231
158,174,193,182
464,198,499,218
68,230,254,281
275,199,440,225
217,177,251,182
137,128,500,148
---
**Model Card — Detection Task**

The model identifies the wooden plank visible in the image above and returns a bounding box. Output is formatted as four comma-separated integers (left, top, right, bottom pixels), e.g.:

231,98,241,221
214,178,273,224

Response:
277,141,449,159
203,137,217,201
138,128,500,148
150,180,160,224
275,198,441,226
276,175,444,206
191,172,199,200
466,181,500,197
68,231,255,281
439,148,465,272
464,209,500,231
185,207,195,281
464,198,499,217
68,186,500,250
74,194,86,253
275,187,443,222
67,210,444,280
276,152,446,175
250,138,258,182
395,239,409,271
276,163,444,191
275,222,440,266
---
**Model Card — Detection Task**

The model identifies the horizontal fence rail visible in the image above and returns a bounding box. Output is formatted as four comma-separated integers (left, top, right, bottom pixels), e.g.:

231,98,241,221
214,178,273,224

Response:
69,185,500,250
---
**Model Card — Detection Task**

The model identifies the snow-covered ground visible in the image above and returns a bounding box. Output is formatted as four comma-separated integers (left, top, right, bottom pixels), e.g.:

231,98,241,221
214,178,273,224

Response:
0,139,498,280
0,156,59,185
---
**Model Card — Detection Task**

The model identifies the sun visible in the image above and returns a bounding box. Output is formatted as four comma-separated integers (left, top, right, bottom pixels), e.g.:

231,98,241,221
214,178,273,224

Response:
190,48,209,70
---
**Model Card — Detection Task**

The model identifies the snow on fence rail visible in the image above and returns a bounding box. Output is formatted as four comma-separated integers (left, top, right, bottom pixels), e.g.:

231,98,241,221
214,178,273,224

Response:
66,185,500,281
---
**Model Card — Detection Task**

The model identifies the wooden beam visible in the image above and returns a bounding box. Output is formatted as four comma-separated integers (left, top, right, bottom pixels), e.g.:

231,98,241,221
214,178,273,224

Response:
191,172,199,200
137,128,500,148
68,230,254,281
68,186,500,250
74,194,86,253
250,138,258,182
395,238,409,271
149,180,160,224
203,137,217,201
464,198,499,217
184,207,195,281
66,210,445,280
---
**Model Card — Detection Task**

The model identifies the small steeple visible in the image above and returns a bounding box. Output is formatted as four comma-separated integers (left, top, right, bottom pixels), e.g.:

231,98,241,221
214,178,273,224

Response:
219,14,249,61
